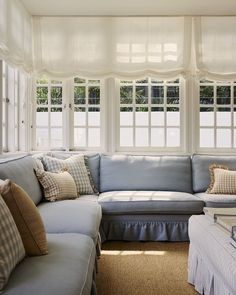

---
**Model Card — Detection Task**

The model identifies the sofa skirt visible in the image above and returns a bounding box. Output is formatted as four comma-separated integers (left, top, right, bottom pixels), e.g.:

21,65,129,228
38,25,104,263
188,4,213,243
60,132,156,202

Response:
188,244,233,295
100,214,191,242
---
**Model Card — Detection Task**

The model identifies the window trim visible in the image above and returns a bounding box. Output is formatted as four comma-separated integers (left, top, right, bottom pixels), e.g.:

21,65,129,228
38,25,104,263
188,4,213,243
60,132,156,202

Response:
195,79,236,153
114,77,186,152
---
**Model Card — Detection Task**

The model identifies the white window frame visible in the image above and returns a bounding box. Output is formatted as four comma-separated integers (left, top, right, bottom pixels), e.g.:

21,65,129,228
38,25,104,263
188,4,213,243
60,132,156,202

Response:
114,77,186,153
195,79,236,153
70,78,105,151
32,79,65,151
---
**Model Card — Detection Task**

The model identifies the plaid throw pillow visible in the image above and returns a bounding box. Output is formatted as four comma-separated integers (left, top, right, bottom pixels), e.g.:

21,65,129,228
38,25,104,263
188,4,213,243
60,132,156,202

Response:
0,195,25,291
36,169,78,201
206,164,229,193
207,166,236,194
41,155,94,195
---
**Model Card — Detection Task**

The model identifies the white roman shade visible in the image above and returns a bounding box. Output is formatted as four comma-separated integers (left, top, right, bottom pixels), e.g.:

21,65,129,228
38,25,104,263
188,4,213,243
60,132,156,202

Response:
194,17,236,81
33,16,192,79
0,0,33,73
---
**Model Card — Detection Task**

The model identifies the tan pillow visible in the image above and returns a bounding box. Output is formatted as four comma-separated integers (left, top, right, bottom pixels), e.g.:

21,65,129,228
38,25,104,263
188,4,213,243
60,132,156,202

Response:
0,195,25,291
0,180,48,256
35,169,78,202
206,164,229,193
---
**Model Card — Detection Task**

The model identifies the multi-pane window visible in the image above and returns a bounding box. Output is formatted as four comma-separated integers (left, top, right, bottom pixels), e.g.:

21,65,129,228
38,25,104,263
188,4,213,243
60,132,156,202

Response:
199,80,236,149
73,78,101,149
35,80,63,150
119,78,181,149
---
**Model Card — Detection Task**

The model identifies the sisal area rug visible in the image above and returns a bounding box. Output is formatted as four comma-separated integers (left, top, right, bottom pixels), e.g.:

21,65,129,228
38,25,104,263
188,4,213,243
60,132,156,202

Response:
96,242,198,295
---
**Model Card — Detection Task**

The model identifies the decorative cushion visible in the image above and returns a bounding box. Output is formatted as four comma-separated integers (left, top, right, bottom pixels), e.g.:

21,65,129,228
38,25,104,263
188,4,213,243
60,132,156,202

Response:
207,166,236,194
36,169,78,201
0,195,25,291
41,155,94,195
207,164,228,193
0,180,48,256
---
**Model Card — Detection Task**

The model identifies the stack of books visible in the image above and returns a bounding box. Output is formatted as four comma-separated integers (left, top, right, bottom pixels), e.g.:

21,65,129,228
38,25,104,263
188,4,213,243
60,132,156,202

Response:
204,207,236,248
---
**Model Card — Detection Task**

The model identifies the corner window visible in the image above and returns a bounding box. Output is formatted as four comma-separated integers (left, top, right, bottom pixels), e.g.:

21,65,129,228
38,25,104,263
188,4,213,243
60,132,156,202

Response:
35,79,63,150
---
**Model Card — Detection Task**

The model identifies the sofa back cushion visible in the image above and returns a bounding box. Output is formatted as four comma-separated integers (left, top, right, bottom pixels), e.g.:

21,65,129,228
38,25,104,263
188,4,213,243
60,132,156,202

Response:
0,155,42,205
100,155,192,193
192,154,236,193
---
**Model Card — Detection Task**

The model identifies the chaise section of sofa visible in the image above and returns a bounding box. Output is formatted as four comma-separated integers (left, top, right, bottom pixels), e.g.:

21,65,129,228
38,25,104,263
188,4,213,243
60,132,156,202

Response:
0,154,101,295
3,233,96,295
99,154,204,242
192,154,236,207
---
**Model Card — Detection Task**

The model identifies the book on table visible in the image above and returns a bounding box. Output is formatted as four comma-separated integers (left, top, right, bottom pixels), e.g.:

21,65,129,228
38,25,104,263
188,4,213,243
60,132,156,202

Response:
203,207,236,248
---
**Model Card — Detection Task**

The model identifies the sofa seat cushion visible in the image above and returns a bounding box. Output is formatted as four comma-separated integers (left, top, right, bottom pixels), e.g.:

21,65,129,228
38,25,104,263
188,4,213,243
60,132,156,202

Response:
99,191,204,215
195,192,236,207
37,199,102,242
3,233,95,295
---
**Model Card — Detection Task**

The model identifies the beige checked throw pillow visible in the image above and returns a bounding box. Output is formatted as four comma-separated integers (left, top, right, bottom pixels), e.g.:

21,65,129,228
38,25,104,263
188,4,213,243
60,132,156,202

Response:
0,195,25,291
41,155,95,195
207,165,236,194
36,169,78,201
207,164,229,193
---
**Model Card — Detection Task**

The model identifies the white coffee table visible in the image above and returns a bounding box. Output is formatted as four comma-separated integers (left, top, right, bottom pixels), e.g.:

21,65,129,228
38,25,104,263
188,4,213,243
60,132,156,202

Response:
188,215,236,295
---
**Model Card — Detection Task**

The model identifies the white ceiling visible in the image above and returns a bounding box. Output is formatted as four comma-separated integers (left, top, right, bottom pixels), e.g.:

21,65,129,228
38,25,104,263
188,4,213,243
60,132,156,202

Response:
20,0,236,16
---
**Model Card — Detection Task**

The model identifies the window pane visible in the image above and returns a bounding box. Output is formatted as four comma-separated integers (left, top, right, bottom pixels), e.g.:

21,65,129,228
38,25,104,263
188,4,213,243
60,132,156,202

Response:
51,108,62,127
216,108,231,127
151,107,164,126
37,87,48,104
74,86,86,104
200,107,214,126
167,86,179,104
88,128,100,147
135,86,148,104
151,128,164,147
36,128,49,148
74,107,86,126
166,128,180,147
36,108,48,127
51,86,62,105
120,128,133,146
136,78,148,83
74,77,86,83
120,107,133,126
51,128,63,148
135,107,148,126
200,86,213,104
216,129,231,148
74,128,86,147
217,86,231,104
135,128,149,147
166,107,179,126
151,86,164,104
88,108,100,126
200,128,214,148
120,86,133,104
88,86,100,104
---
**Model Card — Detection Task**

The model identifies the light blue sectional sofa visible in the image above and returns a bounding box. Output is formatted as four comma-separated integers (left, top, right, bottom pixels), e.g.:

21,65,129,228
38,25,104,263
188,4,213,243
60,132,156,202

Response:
1,153,236,295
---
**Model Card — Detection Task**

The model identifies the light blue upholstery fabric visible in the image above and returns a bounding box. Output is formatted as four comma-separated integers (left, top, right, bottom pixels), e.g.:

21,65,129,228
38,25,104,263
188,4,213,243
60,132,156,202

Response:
99,191,204,215
100,155,193,193
3,233,96,295
192,154,236,193
0,155,42,205
195,193,236,208
100,214,190,242
38,199,102,242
